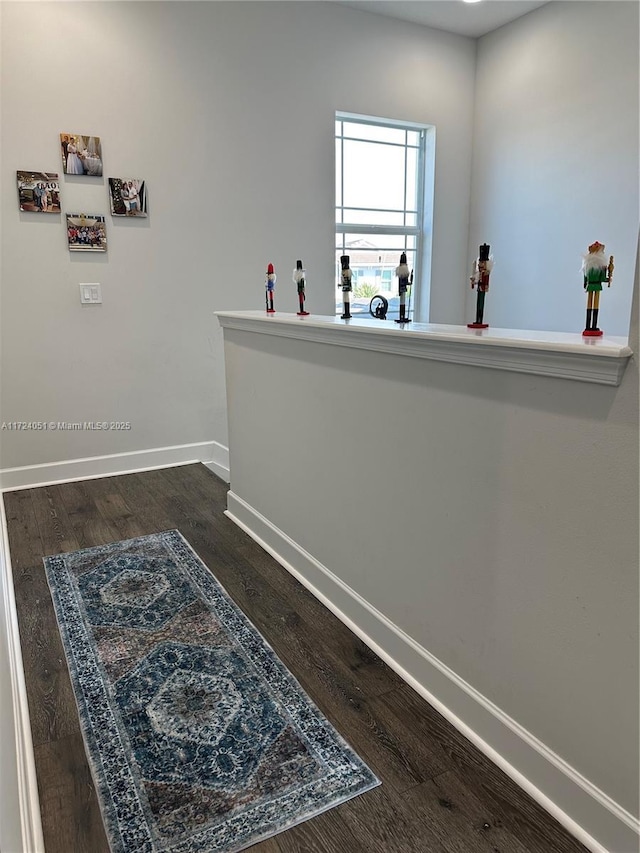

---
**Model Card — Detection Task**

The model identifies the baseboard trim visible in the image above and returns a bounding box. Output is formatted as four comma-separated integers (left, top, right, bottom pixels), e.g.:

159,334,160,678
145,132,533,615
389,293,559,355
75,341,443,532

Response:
0,441,230,492
226,490,640,853
0,501,45,853
202,441,231,484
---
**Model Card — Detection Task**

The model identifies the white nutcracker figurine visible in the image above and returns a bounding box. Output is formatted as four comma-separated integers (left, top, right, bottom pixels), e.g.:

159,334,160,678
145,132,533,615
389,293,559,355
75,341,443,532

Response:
293,259,309,316
394,252,412,324
339,254,352,319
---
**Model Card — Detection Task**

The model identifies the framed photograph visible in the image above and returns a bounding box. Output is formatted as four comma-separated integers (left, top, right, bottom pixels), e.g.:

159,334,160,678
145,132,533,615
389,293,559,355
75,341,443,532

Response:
60,133,103,176
66,214,107,252
108,178,147,217
17,171,60,213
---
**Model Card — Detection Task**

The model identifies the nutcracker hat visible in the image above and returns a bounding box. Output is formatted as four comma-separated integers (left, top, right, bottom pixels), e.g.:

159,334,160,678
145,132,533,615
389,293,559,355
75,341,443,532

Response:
588,241,605,253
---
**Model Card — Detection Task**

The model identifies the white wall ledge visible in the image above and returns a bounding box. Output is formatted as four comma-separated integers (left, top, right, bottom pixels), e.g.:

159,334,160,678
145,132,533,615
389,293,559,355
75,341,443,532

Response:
216,311,633,386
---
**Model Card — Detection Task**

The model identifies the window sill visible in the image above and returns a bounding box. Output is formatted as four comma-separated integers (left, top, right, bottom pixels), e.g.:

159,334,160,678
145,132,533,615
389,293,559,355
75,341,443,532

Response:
216,311,633,386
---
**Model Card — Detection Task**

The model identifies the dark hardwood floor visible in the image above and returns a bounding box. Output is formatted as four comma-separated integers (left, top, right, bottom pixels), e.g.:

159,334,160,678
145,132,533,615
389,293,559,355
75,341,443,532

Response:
4,464,589,853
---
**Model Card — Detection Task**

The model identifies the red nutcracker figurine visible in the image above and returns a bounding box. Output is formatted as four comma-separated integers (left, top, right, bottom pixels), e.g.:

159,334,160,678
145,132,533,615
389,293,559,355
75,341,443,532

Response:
394,252,413,324
265,262,276,314
468,243,494,329
293,259,309,316
339,254,352,319
582,241,614,337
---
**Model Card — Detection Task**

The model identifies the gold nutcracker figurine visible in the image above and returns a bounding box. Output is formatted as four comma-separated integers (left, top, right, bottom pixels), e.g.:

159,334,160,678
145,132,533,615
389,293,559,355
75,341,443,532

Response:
582,241,613,337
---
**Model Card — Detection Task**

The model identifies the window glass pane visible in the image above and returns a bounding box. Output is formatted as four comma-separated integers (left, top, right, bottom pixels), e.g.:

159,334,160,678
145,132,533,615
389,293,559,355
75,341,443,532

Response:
335,243,416,317
343,122,406,145
406,130,420,147
341,233,416,251
335,139,342,209
340,208,407,227
335,120,342,136
343,140,405,210
405,147,418,213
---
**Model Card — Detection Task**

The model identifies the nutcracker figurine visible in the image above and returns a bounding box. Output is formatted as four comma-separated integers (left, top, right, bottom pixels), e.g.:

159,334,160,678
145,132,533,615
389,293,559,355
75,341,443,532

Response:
265,262,276,314
293,259,309,316
468,243,493,329
394,252,413,324
339,254,352,319
582,241,613,337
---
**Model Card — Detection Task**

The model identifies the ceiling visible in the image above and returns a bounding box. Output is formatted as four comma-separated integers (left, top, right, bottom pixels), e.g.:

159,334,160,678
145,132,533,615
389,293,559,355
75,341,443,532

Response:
335,1,550,38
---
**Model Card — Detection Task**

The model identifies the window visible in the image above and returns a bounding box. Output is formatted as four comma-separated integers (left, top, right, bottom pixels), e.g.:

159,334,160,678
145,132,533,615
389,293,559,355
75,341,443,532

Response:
335,113,434,320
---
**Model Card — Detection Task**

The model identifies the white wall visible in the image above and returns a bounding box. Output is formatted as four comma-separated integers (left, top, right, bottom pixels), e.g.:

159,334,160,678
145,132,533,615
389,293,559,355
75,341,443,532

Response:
222,264,639,848
468,1,639,336
0,1,475,471
2,2,636,474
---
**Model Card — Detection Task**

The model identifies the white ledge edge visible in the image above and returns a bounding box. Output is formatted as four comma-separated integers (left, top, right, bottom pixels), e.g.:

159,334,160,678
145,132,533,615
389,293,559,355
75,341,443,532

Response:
216,311,633,386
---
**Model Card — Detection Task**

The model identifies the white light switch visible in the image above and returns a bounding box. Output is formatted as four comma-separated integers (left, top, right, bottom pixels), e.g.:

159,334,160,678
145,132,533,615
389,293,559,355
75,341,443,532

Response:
80,283,102,304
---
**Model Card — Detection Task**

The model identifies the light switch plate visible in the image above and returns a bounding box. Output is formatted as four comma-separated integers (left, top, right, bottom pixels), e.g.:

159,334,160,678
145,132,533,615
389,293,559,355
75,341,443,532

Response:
80,283,102,304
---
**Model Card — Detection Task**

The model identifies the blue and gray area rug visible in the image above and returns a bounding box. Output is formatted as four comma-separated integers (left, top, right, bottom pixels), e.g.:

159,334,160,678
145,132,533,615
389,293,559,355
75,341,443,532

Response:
44,529,379,853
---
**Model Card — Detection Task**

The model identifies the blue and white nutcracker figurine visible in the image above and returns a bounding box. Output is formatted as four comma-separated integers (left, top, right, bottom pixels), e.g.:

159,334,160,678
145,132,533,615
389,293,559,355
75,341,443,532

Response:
293,259,309,316
339,254,352,319
394,252,413,324
265,262,276,314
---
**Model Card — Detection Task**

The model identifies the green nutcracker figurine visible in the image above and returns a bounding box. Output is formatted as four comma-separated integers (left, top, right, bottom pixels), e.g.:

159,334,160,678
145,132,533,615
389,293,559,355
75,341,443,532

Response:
582,241,614,337
468,243,494,329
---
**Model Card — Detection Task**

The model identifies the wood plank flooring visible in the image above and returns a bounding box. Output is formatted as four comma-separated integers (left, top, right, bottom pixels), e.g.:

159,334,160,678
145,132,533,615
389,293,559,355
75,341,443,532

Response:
4,464,589,853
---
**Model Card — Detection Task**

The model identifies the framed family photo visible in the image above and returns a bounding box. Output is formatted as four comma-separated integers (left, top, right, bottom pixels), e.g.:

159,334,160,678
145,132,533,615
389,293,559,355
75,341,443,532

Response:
108,178,147,217
17,171,60,213
66,214,107,252
60,133,103,176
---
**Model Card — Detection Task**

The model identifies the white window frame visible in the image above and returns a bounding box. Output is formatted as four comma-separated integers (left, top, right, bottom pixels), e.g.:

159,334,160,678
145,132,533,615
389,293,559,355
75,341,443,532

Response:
335,111,435,322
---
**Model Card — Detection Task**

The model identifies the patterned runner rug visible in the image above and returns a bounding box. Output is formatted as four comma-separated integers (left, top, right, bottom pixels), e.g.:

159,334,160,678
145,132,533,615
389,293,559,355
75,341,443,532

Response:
44,529,379,852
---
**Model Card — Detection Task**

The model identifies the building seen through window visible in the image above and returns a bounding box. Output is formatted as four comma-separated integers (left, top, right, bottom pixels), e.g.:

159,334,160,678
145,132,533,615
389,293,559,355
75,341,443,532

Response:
335,114,434,320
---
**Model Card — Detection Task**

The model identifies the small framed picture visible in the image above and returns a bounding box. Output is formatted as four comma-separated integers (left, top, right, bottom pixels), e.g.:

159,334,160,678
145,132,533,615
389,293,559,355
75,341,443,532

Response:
108,178,147,217
60,133,103,176
17,171,61,213
66,214,107,252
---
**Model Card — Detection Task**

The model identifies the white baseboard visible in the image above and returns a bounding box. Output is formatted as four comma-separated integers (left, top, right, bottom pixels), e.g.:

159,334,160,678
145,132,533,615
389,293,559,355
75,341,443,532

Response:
0,501,45,853
202,441,231,483
226,490,640,853
0,441,230,492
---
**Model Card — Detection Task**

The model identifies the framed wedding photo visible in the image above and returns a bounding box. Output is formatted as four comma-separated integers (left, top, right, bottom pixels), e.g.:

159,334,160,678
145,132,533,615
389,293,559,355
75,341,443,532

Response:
17,171,61,213
108,178,147,217
66,214,107,252
60,133,103,176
